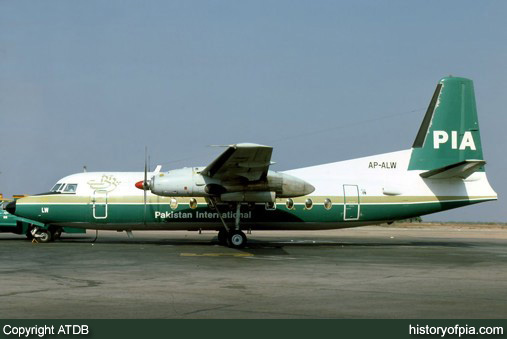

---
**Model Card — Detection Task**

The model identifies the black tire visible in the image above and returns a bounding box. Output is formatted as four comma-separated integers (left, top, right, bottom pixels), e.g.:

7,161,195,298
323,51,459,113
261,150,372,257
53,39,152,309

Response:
227,230,247,249
217,229,228,245
52,228,62,240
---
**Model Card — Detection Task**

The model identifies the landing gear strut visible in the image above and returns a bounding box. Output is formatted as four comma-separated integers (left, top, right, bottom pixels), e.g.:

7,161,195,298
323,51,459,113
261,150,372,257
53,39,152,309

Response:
227,203,247,248
212,200,248,248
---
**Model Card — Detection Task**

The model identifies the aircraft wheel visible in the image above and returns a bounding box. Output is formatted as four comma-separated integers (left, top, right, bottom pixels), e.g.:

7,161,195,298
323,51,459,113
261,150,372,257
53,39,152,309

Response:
227,230,247,249
217,229,228,246
52,228,62,240
37,230,52,243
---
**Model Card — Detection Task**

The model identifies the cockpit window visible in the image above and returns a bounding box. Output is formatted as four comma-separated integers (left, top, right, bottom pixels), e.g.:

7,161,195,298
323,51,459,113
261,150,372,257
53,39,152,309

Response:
51,183,63,192
63,184,78,193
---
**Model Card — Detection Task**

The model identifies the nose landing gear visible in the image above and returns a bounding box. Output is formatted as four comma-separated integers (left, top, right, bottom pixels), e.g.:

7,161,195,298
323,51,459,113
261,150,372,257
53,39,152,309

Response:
29,226,52,243
27,225,62,243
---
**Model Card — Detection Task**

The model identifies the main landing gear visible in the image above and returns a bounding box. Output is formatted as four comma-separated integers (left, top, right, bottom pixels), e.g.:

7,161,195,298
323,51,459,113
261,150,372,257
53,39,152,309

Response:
212,200,248,249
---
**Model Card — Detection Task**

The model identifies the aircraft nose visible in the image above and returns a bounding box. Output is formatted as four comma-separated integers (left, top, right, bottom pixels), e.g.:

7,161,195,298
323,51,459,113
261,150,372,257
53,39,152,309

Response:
5,201,16,214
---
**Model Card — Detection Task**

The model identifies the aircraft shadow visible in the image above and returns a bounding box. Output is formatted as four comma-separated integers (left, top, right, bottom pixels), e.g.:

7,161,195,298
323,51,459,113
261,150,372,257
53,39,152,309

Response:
57,236,474,250
0,235,474,245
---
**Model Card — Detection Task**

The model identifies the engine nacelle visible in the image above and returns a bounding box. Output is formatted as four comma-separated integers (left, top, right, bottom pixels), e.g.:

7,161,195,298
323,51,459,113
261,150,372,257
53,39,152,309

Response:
268,171,315,198
148,167,315,199
221,171,315,198
150,167,210,197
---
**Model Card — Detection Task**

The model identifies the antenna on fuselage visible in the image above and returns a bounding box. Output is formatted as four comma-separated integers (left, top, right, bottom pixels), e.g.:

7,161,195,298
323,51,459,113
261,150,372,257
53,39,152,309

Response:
83,165,87,173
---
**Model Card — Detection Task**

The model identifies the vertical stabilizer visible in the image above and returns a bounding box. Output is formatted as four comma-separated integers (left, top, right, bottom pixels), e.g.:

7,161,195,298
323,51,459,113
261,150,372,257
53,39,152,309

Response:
408,77,484,171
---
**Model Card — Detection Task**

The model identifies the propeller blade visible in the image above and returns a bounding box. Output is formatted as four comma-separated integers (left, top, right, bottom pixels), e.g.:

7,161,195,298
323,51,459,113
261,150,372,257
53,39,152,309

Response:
144,146,148,225
144,146,148,188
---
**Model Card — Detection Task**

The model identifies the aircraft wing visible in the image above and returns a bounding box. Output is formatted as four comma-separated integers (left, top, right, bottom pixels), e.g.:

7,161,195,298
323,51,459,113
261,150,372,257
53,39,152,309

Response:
201,143,273,181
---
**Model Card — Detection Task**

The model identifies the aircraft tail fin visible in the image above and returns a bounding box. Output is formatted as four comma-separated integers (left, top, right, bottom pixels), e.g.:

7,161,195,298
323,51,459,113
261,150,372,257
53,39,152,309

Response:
408,77,484,172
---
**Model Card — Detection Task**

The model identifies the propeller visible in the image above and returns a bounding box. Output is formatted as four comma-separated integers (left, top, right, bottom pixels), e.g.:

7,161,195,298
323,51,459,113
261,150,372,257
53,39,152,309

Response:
134,147,152,224
143,146,148,225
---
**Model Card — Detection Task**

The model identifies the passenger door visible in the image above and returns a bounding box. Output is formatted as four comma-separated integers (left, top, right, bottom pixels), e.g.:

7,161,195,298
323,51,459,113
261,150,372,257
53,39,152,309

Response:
343,184,360,221
92,191,108,220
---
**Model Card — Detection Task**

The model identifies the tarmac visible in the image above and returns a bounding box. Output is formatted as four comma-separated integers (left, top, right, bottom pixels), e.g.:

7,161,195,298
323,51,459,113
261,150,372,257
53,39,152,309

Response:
1,226,506,319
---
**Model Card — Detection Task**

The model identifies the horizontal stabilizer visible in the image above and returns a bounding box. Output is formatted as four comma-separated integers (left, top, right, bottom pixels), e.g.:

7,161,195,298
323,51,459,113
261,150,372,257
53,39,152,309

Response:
420,160,486,179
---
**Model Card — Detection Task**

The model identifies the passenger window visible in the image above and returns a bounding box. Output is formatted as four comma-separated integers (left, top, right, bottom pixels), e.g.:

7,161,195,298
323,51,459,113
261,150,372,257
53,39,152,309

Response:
286,198,294,210
189,198,197,209
304,198,313,210
324,198,332,210
63,184,78,193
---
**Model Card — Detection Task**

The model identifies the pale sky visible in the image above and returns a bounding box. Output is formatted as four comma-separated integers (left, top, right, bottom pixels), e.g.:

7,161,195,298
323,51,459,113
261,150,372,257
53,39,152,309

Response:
1,0,506,222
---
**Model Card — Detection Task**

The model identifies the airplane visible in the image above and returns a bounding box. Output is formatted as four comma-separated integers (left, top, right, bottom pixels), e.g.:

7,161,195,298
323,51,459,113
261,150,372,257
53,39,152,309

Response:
6,77,497,248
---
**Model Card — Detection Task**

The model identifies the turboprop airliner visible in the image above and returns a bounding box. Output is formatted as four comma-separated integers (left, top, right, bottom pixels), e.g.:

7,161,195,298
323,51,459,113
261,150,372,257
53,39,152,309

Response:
6,77,497,247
